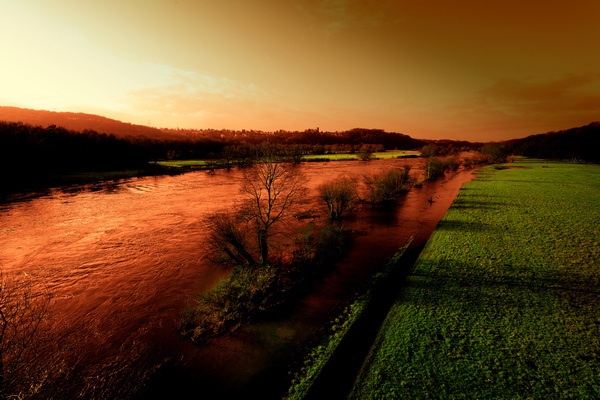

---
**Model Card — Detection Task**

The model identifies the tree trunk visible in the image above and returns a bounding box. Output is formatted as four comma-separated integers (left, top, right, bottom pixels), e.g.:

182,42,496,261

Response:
258,230,269,265
0,353,5,400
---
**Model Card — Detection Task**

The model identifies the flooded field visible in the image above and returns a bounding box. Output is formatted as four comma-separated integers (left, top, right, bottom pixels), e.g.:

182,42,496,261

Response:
0,158,474,398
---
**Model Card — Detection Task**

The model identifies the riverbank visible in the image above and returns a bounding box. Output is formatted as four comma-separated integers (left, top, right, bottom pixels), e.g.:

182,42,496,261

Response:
1,163,179,199
2,150,420,198
350,160,600,398
151,150,421,169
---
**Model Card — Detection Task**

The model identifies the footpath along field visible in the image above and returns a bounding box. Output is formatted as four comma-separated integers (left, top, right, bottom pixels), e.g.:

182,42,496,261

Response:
351,159,600,399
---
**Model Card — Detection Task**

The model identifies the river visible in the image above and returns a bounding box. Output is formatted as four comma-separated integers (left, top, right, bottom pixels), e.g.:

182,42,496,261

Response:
0,158,474,399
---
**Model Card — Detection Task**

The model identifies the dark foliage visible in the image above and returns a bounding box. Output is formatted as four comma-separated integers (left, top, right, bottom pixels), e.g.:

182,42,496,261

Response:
319,178,357,220
0,121,152,190
364,167,412,204
425,157,460,180
180,224,354,342
504,122,600,163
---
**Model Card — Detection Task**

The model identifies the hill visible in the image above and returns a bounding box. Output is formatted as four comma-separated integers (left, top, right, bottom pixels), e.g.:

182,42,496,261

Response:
0,106,176,140
0,106,428,149
505,122,600,163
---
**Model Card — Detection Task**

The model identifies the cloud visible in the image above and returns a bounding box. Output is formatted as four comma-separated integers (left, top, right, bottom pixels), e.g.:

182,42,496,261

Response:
479,73,600,113
293,0,384,37
423,73,600,141
121,68,272,119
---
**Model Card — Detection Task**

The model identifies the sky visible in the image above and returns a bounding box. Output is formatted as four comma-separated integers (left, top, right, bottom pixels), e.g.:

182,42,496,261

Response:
1,0,599,141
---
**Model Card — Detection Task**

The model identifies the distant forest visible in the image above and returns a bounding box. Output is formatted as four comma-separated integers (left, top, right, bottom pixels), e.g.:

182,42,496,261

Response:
1,112,598,192
0,121,433,167
1,120,436,190
506,122,600,163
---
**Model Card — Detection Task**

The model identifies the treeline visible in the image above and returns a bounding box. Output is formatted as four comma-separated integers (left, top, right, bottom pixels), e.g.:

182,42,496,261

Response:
158,127,428,159
0,121,148,172
504,122,600,163
2,121,429,166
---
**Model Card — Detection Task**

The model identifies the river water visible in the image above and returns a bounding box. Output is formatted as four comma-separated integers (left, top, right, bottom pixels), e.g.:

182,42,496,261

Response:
0,158,474,398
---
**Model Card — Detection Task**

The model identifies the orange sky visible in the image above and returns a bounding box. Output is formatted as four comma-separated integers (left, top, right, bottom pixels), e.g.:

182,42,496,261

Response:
1,0,599,141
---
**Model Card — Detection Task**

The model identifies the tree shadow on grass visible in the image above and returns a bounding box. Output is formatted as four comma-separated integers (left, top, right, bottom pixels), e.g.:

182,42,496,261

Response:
449,199,508,210
433,219,498,232
406,260,600,309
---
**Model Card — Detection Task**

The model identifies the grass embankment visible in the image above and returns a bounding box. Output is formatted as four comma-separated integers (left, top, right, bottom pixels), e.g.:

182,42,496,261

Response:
153,150,421,168
351,160,600,399
285,239,412,400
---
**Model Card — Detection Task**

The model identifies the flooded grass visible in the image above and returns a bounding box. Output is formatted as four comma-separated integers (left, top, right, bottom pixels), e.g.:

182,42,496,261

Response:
351,160,600,399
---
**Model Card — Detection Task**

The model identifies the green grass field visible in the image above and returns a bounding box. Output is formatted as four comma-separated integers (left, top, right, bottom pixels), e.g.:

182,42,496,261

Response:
303,150,420,161
152,159,210,168
152,150,421,168
351,160,600,399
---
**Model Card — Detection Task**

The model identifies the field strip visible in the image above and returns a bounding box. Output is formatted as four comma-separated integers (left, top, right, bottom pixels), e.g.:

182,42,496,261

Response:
350,159,600,399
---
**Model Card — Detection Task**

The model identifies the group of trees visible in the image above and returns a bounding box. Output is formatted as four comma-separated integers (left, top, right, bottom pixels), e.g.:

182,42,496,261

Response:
180,144,430,341
1,120,426,166
0,121,151,190
504,122,600,163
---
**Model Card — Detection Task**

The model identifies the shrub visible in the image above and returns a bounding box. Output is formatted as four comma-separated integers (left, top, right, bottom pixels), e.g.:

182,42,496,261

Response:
318,178,357,220
357,145,375,161
425,157,446,180
182,222,355,342
445,157,461,171
180,266,279,341
463,154,492,168
313,224,354,260
364,167,412,204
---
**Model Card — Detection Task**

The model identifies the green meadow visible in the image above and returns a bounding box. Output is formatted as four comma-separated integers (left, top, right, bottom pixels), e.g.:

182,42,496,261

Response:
351,160,600,399
152,150,421,168
152,159,210,168
303,150,420,161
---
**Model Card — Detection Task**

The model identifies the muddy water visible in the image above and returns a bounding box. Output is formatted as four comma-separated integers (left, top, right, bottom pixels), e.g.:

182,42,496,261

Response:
0,158,473,398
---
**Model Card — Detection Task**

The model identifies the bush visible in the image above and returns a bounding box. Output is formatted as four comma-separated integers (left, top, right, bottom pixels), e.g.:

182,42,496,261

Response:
463,154,492,168
357,145,375,161
425,157,446,180
425,157,461,180
318,178,357,220
180,266,279,341
182,223,355,343
364,167,412,204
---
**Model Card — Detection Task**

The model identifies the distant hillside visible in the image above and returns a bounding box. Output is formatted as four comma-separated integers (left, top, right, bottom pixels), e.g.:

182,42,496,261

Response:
506,122,600,163
0,106,178,140
0,106,429,149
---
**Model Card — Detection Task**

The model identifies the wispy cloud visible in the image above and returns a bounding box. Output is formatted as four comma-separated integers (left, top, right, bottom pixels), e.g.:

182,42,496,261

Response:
480,74,599,108
122,68,271,118
293,0,384,37
431,73,600,140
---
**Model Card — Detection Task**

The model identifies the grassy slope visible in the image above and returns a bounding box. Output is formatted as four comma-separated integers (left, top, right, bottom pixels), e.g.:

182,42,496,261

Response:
351,160,600,399
284,240,412,400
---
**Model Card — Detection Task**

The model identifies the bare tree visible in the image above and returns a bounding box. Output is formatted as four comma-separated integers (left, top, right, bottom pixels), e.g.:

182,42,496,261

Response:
206,211,257,267
240,159,306,265
0,272,58,399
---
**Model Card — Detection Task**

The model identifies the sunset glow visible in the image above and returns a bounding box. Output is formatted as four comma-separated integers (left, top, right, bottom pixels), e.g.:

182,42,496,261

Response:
2,0,599,140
